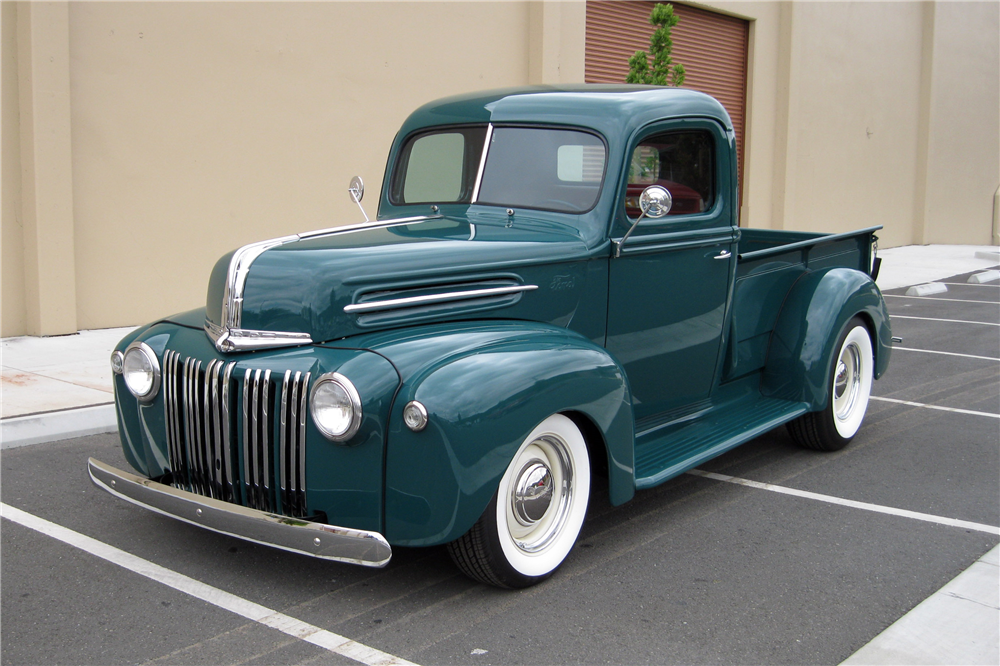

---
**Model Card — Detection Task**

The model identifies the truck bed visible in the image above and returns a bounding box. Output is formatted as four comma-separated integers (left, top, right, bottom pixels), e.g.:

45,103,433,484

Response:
722,226,880,382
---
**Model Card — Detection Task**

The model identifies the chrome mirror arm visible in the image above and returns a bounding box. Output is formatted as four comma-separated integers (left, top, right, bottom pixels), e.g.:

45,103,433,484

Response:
614,209,650,258
613,185,672,258
348,176,370,223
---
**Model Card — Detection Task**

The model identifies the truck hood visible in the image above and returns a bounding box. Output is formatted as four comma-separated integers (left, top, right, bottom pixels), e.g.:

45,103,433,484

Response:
204,214,598,351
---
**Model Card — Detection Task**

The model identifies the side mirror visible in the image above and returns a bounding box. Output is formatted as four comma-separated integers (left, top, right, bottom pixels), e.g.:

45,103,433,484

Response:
614,185,673,257
639,185,672,218
348,176,370,223
348,176,364,203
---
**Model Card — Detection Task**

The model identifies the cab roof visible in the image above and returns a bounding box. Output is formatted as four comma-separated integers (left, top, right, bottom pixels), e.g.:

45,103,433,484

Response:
396,85,733,141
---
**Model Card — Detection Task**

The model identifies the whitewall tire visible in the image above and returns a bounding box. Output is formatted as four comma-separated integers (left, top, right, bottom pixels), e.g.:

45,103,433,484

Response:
447,414,591,588
788,316,874,451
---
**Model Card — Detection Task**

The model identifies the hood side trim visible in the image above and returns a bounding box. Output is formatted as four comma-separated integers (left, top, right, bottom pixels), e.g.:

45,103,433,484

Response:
344,284,538,314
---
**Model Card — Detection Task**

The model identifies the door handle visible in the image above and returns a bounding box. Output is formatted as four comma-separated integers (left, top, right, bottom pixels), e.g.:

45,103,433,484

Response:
713,250,732,260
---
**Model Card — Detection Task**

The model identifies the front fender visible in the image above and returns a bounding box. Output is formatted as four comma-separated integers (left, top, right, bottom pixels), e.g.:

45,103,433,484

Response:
761,267,892,409
363,322,634,547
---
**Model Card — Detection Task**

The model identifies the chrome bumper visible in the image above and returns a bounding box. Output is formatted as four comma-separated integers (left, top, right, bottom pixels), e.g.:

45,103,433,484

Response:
87,458,392,568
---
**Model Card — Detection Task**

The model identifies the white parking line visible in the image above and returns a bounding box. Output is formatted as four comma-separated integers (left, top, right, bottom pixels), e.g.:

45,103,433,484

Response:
884,295,997,305
0,503,416,666
892,347,999,362
891,315,999,327
941,282,1000,288
686,471,1000,536
871,396,1000,419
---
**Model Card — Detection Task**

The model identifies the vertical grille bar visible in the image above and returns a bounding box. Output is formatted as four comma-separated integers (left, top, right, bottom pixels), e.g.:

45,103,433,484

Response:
211,360,225,499
183,358,193,491
261,369,272,511
246,369,257,508
296,372,310,516
182,358,197,494
192,360,207,496
173,351,187,488
163,351,174,475
221,362,235,503
279,370,291,512
242,369,252,509
277,370,309,517
287,372,299,513
163,351,178,486
202,360,216,499
169,351,185,487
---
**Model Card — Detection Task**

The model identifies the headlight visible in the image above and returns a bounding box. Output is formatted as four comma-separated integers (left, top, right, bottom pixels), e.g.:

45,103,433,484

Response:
122,342,160,402
310,373,362,441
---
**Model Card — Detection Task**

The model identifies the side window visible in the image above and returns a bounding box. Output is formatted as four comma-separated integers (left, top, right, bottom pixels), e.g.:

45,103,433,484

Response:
625,131,714,218
404,133,465,202
390,126,487,205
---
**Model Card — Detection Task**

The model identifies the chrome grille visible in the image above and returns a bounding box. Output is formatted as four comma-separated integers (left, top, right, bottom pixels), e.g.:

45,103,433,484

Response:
162,351,309,517
279,370,310,517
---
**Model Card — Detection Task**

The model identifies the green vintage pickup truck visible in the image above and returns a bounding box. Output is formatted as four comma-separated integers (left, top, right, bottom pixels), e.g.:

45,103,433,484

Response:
91,85,892,588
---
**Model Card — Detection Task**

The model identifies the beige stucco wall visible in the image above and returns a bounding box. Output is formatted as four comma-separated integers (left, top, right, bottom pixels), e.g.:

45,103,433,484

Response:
2,1,584,336
2,1,997,336
783,1,927,247
708,0,999,248
8,1,78,337
919,1,1000,245
67,1,569,330
2,1,26,337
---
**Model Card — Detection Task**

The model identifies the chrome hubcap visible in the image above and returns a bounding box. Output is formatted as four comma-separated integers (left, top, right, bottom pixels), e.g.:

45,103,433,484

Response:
512,462,553,526
506,434,573,554
835,361,849,398
834,343,861,421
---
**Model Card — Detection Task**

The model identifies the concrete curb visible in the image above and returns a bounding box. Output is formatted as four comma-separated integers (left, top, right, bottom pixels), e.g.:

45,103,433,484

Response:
969,270,1000,284
842,545,1000,665
905,282,948,296
1,404,117,449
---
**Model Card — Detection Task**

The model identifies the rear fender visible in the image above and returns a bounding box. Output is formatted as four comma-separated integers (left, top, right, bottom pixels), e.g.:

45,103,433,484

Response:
762,268,891,409
372,323,634,547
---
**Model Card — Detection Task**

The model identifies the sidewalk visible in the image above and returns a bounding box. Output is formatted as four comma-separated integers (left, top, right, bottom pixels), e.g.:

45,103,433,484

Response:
1,326,135,447
1,244,998,664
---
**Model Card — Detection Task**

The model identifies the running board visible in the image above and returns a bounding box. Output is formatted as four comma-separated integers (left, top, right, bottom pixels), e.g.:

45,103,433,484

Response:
634,396,809,490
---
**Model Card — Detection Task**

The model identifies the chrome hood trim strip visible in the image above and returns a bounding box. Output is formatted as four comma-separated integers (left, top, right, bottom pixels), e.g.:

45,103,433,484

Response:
344,284,538,314
211,215,443,352
205,320,313,353
88,458,392,568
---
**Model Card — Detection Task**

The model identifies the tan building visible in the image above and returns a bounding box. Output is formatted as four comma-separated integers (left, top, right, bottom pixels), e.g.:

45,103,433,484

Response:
3,1,998,337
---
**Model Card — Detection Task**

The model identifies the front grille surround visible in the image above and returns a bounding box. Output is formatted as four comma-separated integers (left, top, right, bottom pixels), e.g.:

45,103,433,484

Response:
162,350,310,517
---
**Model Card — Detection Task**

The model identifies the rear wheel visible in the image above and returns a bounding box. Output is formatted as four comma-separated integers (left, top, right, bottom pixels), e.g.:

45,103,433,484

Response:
787,316,874,451
447,414,590,588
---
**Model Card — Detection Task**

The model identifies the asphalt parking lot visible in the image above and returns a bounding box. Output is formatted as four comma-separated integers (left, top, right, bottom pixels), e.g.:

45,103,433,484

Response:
2,267,998,666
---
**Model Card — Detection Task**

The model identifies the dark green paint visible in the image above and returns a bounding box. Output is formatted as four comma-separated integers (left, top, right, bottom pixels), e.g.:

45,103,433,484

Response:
110,86,892,552
231,219,605,345
762,267,892,406
341,322,634,546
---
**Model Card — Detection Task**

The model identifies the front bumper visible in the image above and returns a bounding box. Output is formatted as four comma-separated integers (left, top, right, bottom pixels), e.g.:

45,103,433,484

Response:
88,458,392,568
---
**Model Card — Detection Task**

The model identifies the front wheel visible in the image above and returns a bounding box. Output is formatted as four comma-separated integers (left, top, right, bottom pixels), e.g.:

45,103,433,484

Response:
447,414,591,588
787,316,874,451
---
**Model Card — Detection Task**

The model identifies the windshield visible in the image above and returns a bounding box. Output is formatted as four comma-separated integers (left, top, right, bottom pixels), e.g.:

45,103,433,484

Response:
390,126,607,214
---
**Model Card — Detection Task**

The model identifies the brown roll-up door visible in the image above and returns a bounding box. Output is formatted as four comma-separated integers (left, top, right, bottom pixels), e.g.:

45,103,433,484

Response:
586,1,748,217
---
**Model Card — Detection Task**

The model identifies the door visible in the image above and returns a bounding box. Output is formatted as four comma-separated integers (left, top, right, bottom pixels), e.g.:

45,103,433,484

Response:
606,121,736,426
